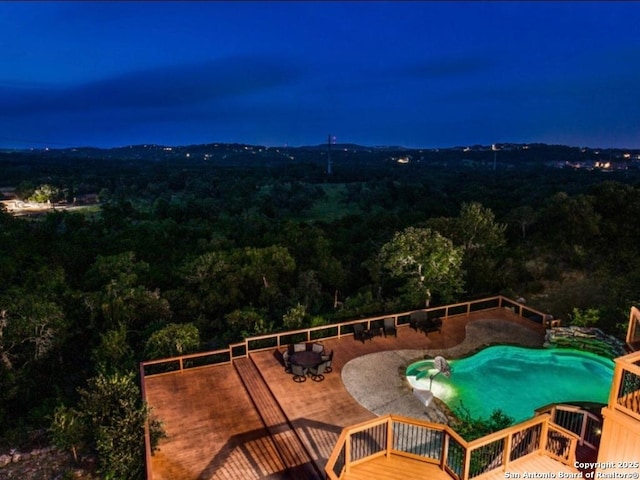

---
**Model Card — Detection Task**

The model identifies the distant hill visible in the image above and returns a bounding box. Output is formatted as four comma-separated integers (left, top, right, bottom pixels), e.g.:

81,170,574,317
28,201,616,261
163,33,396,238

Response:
2,142,638,172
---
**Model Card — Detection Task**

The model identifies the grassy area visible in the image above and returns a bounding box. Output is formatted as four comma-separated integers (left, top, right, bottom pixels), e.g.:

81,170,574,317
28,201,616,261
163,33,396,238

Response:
305,183,361,222
9,203,102,221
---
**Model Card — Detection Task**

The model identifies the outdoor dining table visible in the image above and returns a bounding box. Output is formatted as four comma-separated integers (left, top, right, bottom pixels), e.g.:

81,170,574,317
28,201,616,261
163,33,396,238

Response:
289,350,323,368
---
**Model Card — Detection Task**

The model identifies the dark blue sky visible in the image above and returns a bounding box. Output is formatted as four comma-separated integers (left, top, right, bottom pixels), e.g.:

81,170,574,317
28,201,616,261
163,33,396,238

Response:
1,1,639,149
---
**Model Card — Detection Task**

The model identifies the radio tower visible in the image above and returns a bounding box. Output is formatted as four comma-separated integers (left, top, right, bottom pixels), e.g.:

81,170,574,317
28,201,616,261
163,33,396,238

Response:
327,134,333,175
492,143,497,171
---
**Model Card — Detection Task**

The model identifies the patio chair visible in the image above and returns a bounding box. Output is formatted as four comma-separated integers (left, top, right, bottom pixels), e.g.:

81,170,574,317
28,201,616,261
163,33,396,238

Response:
282,350,292,373
273,349,288,371
383,317,397,337
291,363,307,382
293,343,306,352
311,343,324,354
309,361,328,382
321,350,334,372
353,323,373,343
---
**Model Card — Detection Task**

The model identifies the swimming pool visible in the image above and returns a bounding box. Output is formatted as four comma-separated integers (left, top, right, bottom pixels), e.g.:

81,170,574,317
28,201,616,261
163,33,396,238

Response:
405,345,614,422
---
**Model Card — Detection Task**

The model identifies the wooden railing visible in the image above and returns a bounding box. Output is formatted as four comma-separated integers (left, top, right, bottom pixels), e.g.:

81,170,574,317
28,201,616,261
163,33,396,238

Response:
535,404,603,449
324,414,578,480
140,296,550,378
625,306,640,350
609,349,640,421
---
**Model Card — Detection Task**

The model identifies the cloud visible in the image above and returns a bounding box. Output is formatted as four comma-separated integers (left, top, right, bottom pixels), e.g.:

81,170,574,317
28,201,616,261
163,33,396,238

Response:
0,55,304,115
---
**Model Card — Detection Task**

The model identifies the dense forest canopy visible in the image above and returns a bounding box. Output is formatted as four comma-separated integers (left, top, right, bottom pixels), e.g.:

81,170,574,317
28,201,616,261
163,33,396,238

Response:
1,142,639,477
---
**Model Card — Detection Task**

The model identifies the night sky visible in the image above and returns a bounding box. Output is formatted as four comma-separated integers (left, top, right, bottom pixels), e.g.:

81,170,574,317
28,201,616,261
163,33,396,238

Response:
1,1,639,150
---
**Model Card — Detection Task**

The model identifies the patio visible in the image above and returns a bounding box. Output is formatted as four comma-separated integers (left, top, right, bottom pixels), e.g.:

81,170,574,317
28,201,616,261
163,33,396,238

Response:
143,308,545,479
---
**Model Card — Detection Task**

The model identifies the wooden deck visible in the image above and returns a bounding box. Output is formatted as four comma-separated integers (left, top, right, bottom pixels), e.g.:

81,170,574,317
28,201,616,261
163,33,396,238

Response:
476,453,581,480
339,452,581,480
340,454,453,480
144,309,548,479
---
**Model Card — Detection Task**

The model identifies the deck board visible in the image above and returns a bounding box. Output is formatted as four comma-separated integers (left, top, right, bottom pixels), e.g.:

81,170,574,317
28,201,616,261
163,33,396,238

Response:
144,309,547,479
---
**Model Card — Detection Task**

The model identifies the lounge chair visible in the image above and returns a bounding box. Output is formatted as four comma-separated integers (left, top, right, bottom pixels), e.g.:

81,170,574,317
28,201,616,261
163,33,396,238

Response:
383,317,397,337
420,317,442,335
409,311,425,331
353,324,373,343
410,311,441,335
291,363,307,382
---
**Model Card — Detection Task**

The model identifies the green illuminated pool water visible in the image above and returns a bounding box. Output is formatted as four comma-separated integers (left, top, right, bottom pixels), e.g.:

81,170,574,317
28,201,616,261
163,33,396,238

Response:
405,346,614,422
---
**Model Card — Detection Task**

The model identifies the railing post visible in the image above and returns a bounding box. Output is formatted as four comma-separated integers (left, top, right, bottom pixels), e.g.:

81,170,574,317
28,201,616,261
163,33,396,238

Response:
608,361,624,408
540,417,549,454
462,447,471,480
466,302,470,315
578,411,587,446
386,418,393,459
345,433,351,474
504,432,513,471
440,432,449,470
140,362,153,480
179,358,184,373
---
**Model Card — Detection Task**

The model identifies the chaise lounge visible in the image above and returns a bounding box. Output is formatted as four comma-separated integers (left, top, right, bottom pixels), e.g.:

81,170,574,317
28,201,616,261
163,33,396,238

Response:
409,311,442,335
383,317,397,337
353,323,373,343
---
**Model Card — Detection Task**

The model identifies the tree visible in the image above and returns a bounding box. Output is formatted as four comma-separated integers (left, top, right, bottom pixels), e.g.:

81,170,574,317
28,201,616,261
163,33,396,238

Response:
448,202,506,252
30,183,61,204
507,205,538,241
569,307,600,327
0,294,66,371
378,227,464,307
427,203,506,295
275,221,347,291
293,270,324,313
49,404,86,464
144,323,200,360
456,202,507,294
538,192,600,262
92,325,136,374
282,303,308,330
14,180,35,201
84,252,172,332
77,370,163,480
452,404,513,441
182,245,296,331
224,308,272,341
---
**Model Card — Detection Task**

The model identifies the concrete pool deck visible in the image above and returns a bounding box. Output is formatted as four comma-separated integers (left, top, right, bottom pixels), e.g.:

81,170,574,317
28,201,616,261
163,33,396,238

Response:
341,318,546,423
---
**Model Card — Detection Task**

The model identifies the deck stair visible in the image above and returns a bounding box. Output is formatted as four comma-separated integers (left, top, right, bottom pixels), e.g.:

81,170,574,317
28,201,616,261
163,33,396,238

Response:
233,356,323,480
